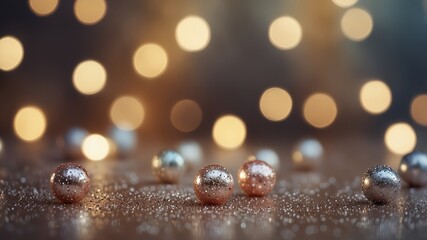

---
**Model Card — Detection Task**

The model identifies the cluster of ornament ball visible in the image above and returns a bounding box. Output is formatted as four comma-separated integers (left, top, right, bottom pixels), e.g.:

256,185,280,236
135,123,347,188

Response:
361,151,427,205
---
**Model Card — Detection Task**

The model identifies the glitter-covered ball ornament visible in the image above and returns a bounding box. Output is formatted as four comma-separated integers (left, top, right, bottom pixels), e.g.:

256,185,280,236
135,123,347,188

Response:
50,162,90,203
292,138,323,171
399,151,427,187
361,165,401,204
152,149,185,183
238,160,276,197
193,164,234,205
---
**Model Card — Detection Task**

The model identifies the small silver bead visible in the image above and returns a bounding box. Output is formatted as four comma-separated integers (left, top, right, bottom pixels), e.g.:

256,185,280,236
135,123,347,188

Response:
361,165,401,204
292,138,323,171
399,151,427,187
152,149,185,183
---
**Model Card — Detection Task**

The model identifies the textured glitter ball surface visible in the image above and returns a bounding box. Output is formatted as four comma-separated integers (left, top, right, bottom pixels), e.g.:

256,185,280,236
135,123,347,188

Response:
399,151,427,187
50,162,91,203
152,150,185,184
193,165,234,205
361,165,401,204
238,160,276,197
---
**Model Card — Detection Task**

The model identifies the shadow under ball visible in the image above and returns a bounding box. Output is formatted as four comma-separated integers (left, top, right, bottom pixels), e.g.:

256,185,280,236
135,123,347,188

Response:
152,149,185,184
238,160,276,197
399,151,427,187
361,165,401,204
193,165,234,205
50,162,90,203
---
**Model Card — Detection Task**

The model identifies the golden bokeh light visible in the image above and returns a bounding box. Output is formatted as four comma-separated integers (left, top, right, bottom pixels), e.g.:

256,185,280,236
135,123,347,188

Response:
384,122,416,155
268,16,302,50
341,8,373,41
212,115,247,150
359,80,392,115
74,0,107,25
0,36,24,71
303,93,338,128
110,96,145,131
259,87,293,121
411,94,427,126
331,0,358,8
13,106,47,142
175,15,211,52
133,43,168,79
29,0,59,16
170,99,203,132
82,134,110,161
72,60,107,95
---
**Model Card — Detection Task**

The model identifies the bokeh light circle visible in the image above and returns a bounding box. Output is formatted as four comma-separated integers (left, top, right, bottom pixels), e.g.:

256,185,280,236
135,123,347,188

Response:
72,60,107,95
268,16,302,50
0,36,24,71
359,80,392,115
82,134,110,161
74,0,107,25
14,106,47,142
212,115,247,150
170,99,203,132
341,8,373,41
384,122,416,155
175,15,211,52
110,96,145,131
29,0,59,16
259,87,293,121
133,43,168,79
411,94,427,126
303,93,338,128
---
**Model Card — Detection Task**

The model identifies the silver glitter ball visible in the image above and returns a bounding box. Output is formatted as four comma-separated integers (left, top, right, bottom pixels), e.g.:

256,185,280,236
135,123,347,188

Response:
152,149,185,183
361,165,401,204
399,151,427,187
292,138,323,171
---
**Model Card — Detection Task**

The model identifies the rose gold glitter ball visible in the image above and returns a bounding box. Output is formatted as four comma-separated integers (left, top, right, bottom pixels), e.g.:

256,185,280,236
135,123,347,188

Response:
238,160,276,197
193,164,234,205
50,162,90,203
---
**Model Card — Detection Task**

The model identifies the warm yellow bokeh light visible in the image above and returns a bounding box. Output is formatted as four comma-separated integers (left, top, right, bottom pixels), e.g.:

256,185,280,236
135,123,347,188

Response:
359,80,392,115
303,93,338,128
110,96,145,131
74,0,107,25
411,94,427,126
0,36,24,71
331,0,358,8
133,43,168,79
170,99,203,132
384,122,416,155
212,115,247,149
29,0,59,16
341,8,373,41
259,87,293,121
82,134,109,161
268,16,302,50
13,106,47,142
72,60,107,95
175,15,211,52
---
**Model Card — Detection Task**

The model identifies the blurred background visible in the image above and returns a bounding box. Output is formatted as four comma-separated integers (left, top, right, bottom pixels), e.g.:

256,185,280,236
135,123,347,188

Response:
0,0,427,164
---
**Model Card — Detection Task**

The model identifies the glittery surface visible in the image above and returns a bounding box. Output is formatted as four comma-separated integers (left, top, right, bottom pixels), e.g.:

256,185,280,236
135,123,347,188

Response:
1,138,427,239
361,165,401,204
50,163,90,203
238,160,276,197
151,150,185,184
399,152,427,187
193,165,234,205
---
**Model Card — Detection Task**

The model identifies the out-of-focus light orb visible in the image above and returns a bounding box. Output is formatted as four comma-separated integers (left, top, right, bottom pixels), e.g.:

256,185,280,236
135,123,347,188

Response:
385,123,417,155
74,0,107,25
411,94,427,126
82,134,109,161
14,106,47,142
341,8,373,41
110,96,145,131
175,15,211,52
213,115,247,150
331,0,358,8
292,138,323,171
133,43,168,79
177,141,203,168
65,127,88,152
170,99,203,132
259,87,292,121
255,149,280,171
303,93,338,128
359,80,392,115
72,60,107,95
108,126,137,153
29,0,59,16
0,36,24,72
268,16,302,50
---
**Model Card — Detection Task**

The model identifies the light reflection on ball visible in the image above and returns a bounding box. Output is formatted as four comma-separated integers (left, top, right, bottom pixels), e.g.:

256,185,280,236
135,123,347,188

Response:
399,151,427,187
238,160,276,197
292,138,323,171
193,165,234,205
152,150,185,183
361,165,401,204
